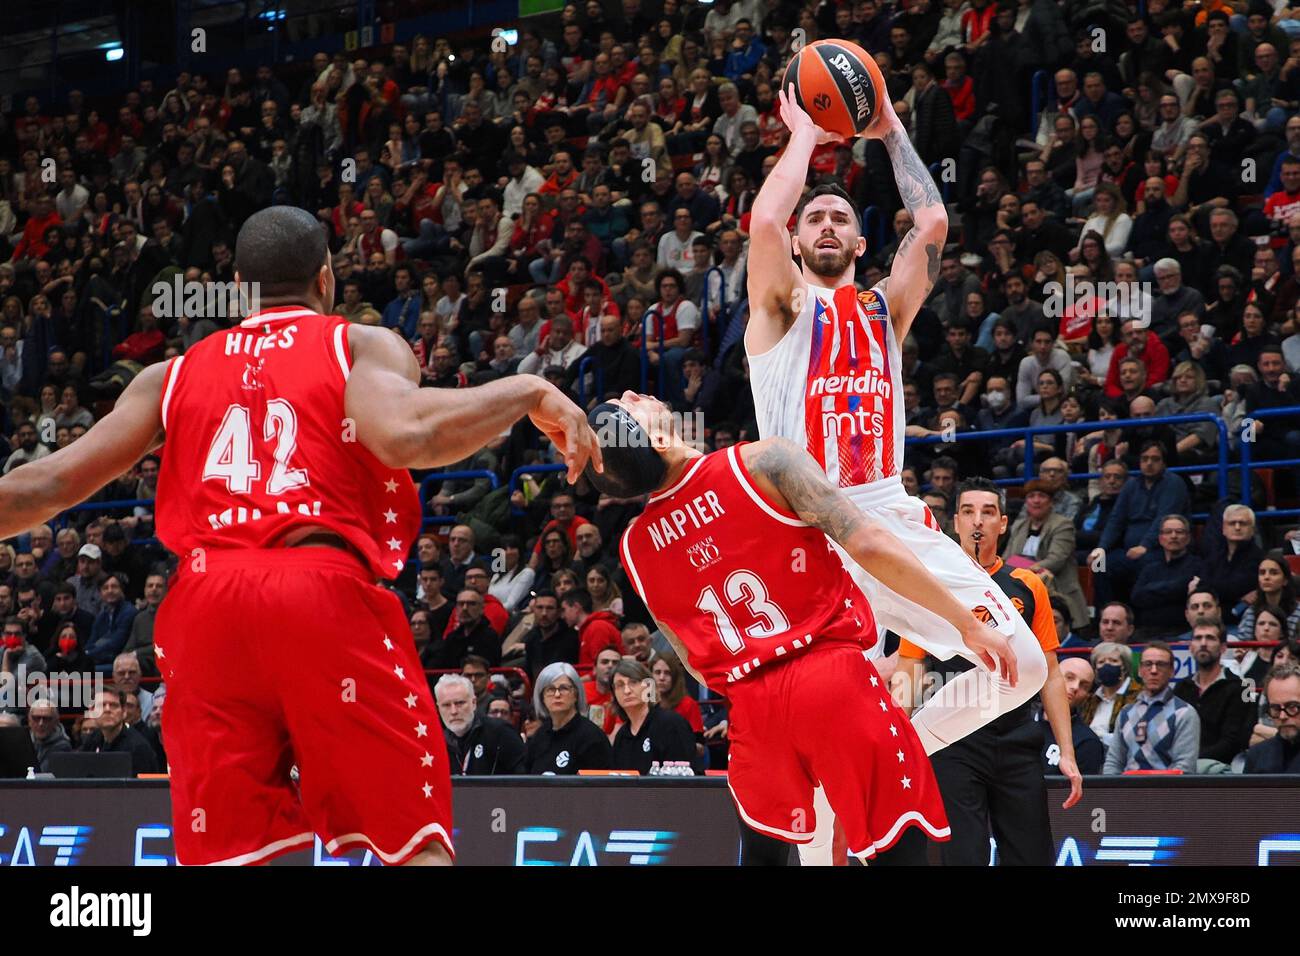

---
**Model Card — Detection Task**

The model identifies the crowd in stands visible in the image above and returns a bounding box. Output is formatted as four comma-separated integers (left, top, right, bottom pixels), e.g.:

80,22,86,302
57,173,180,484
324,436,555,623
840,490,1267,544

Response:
2,0,1300,775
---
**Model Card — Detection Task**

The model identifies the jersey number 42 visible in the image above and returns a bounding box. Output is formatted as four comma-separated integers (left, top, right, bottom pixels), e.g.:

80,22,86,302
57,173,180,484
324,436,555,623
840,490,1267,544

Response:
202,400,310,495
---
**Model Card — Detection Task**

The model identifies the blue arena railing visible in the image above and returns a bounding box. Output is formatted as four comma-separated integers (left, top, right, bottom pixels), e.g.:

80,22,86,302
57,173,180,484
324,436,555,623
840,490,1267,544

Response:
1029,69,1051,131
927,162,952,203
45,407,1300,537
639,307,664,397
699,265,728,356
417,470,499,528
905,411,1233,516
1238,407,1300,516
508,463,569,517
574,355,606,409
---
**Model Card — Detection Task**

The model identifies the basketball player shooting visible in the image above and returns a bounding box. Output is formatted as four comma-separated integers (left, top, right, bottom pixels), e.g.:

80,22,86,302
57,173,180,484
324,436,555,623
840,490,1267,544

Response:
592,394,1017,863
745,85,1051,863
0,207,602,866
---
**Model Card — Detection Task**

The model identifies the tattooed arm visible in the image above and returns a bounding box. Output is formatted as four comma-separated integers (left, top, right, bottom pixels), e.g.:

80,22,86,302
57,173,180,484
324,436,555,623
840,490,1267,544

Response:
740,437,1018,682
863,104,948,343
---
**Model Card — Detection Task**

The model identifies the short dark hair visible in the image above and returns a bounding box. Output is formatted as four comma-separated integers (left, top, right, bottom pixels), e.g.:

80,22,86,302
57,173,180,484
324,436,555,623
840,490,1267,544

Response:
1190,616,1226,641
584,402,669,497
1143,639,1175,664
795,182,855,221
233,206,329,297
462,654,491,671
930,455,959,474
1139,439,1168,459
1101,601,1134,627
532,589,559,605
956,476,1006,515
560,588,593,613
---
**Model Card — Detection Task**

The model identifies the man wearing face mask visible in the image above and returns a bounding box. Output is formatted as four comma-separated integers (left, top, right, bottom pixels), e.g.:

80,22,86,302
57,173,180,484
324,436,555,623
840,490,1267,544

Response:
977,375,1030,476
1,616,46,676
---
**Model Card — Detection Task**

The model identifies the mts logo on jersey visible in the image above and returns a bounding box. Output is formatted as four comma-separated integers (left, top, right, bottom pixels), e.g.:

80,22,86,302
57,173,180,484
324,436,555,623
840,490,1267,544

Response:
807,295,891,443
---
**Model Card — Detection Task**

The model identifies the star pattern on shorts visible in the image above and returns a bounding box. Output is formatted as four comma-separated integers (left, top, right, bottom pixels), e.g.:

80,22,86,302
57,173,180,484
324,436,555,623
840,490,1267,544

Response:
387,537,402,551
889,724,898,737
878,699,888,712
393,664,406,681
900,776,912,790
383,636,394,651
155,646,165,659
897,750,906,763
422,782,433,798
393,558,404,572
415,721,428,738
843,598,853,610
869,675,879,688
383,509,398,523
421,751,434,767
405,693,418,709
384,479,399,493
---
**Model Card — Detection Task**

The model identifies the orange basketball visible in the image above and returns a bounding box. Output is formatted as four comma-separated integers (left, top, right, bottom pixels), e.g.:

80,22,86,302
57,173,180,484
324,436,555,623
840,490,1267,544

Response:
781,39,887,138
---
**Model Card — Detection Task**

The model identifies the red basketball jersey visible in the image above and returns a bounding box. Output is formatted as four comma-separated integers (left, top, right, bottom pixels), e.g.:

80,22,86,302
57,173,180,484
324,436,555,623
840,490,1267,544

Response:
154,306,421,580
619,443,877,692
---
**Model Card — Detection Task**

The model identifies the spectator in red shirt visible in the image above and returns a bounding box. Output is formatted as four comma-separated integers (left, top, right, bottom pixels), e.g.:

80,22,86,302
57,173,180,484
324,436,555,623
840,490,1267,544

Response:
555,256,612,316
530,491,585,557
961,0,997,49
538,150,579,203
1264,157,1300,250
943,52,976,125
327,182,364,242
10,195,62,262
1104,319,1171,397
442,566,509,638
582,646,622,736
111,309,166,364
561,588,622,669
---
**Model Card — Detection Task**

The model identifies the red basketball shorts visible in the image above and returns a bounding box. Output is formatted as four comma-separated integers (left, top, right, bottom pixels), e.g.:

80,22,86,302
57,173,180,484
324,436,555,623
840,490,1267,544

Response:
725,643,950,858
155,547,453,866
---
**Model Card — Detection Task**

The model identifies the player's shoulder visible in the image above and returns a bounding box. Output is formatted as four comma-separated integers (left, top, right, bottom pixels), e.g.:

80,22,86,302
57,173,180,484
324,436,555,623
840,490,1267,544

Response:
857,282,890,318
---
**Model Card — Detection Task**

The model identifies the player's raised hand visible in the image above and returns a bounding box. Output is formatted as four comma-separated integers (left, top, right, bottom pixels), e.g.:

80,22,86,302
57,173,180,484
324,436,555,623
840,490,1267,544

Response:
778,85,844,146
859,94,902,140
960,621,1019,687
1058,753,1084,809
529,382,604,484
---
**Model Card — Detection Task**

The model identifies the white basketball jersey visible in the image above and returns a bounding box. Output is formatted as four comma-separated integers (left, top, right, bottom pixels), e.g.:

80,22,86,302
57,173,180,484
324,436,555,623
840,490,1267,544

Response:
748,282,905,488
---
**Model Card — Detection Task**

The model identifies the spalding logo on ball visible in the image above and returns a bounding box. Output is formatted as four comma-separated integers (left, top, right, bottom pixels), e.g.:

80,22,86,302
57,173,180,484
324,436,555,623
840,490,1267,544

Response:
782,38,886,138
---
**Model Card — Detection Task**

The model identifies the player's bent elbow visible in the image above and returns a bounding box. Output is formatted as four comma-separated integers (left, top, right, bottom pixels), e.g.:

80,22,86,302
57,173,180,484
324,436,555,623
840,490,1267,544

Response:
913,208,948,237
364,420,426,471
844,523,891,570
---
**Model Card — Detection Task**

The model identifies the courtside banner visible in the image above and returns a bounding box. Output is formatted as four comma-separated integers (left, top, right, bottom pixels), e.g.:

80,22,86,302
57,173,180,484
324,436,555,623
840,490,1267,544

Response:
1,777,1297,866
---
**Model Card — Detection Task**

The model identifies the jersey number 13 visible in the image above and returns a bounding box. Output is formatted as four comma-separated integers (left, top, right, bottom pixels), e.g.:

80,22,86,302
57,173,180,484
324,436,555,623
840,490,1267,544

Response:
696,570,790,654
